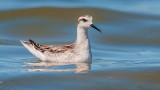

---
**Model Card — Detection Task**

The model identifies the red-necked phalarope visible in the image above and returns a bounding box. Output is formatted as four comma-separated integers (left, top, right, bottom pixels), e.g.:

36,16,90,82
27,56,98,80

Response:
20,15,102,63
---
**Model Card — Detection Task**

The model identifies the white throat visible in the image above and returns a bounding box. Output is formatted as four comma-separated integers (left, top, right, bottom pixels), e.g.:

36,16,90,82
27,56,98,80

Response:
76,24,89,44
76,24,91,54
75,24,91,62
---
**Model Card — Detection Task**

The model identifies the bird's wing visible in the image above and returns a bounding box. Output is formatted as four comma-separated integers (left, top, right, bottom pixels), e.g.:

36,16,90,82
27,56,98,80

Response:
28,39,75,53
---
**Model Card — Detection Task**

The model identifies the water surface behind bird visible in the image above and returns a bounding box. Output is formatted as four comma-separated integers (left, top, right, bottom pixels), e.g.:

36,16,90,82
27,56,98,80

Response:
0,0,160,90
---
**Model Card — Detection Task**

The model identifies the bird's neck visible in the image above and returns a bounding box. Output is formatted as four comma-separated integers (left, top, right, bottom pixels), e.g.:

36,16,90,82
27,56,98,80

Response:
75,24,92,62
76,25,89,44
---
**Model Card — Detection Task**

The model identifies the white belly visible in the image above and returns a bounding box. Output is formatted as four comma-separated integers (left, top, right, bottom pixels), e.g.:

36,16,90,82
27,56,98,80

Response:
43,50,91,63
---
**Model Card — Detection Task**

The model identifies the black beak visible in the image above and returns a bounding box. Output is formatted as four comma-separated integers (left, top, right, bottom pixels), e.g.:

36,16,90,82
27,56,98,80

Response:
90,24,102,33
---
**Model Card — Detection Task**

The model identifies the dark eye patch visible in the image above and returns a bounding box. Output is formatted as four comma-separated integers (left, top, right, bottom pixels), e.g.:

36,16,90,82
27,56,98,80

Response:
82,18,87,22
78,18,88,23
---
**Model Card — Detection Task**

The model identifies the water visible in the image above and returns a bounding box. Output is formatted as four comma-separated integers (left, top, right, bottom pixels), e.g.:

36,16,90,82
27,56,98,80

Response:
0,0,160,90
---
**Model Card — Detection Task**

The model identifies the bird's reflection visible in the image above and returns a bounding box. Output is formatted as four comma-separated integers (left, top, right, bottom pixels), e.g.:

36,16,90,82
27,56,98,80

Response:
26,61,91,73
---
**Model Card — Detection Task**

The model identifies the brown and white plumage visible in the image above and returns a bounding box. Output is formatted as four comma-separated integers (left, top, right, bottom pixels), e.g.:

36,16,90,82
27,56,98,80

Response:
20,15,101,63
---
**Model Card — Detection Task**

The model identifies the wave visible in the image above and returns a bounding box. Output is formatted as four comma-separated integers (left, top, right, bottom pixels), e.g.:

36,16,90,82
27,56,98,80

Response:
0,0,160,15
0,7,160,46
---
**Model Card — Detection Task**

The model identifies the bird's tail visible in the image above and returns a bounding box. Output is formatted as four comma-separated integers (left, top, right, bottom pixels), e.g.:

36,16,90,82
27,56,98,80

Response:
20,39,45,60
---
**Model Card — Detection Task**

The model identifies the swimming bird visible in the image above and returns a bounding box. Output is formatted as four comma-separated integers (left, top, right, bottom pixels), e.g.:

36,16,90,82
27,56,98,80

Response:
20,15,101,63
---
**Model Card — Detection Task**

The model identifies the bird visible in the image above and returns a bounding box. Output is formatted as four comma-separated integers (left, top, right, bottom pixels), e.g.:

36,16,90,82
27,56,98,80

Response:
20,15,102,63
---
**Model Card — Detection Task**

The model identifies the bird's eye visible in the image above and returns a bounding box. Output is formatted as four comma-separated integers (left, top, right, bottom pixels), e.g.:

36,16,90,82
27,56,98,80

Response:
82,19,87,22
